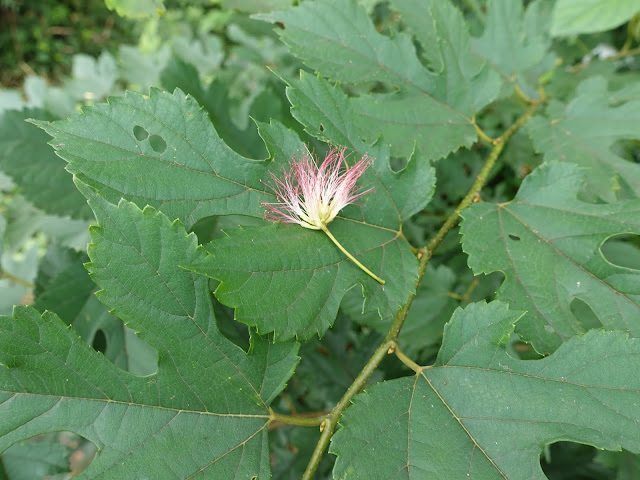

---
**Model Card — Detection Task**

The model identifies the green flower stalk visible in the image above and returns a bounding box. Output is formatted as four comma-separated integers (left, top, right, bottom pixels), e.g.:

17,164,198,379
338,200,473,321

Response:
261,147,385,285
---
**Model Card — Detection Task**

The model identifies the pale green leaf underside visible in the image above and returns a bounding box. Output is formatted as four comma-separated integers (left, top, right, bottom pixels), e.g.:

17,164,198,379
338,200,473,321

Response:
461,162,640,354
0,181,299,478
551,0,640,36
527,76,640,202
331,301,640,479
258,0,501,159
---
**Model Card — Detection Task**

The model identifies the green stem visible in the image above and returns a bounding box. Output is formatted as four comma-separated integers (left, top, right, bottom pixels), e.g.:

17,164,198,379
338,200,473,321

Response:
474,122,496,145
270,412,326,428
301,104,540,479
394,344,422,373
302,339,395,480
320,224,385,285
0,271,34,289
424,103,538,260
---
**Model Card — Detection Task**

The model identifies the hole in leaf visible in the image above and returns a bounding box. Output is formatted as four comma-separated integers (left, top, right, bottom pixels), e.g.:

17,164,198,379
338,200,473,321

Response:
212,290,250,351
3,432,97,477
149,134,167,153
389,156,407,173
541,442,614,478
508,234,520,241
319,123,325,132
600,234,640,270
509,339,544,360
133,125,149,141
570,298,602,331
124,326,159,376
92,329,107,353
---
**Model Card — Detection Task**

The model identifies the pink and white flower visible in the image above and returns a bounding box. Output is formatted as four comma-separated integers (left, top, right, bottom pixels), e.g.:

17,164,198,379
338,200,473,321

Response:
262,147,373,230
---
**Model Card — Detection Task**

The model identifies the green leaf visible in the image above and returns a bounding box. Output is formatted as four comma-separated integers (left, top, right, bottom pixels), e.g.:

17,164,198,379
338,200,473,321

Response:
331,301,640,479
184,118,431,341
551,0,640,36
186,220,415,341
527,76,640,202
279,71,436,220
161,59,269,159
0,109,92,219
344,264,458,357
258,0,501,159
0,180,299,478
104,0,165,18
460,162,640,354
472,0,552,84
33,245,156,375
33,88,272,229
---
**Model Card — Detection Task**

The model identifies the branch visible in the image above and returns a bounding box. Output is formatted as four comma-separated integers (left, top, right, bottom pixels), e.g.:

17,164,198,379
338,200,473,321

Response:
301,104,540,479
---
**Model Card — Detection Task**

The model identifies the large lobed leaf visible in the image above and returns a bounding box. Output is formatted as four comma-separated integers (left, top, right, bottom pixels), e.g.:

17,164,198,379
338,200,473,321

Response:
527,77,640,202
35,88,430,341
0,180,299,478
258,0,501,160
461,162,640,354
34,89,271,230
331,301,640,479
185,119,432,340
471,0,553,94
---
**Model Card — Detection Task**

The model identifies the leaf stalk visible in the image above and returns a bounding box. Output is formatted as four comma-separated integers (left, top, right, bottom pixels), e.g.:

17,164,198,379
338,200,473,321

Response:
394,344,422,373
269,411,327,428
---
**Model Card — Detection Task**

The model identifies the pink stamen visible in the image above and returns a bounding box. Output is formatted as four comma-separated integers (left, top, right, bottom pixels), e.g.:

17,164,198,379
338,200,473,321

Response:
261,147,373,230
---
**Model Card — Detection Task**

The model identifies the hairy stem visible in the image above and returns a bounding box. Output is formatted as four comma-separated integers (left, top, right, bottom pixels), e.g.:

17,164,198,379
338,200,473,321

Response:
321,224,385,284
302,105,539,479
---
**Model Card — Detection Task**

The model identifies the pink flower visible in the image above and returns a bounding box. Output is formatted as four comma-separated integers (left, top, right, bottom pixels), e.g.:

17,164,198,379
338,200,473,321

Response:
262,147,373,230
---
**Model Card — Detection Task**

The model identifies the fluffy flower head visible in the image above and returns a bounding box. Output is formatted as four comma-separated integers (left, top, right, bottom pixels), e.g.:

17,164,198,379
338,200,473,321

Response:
262,147,373,230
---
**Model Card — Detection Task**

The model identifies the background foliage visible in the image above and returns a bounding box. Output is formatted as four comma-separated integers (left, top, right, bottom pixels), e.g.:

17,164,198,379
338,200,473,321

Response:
1,0,640,478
